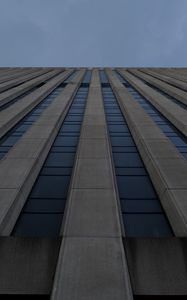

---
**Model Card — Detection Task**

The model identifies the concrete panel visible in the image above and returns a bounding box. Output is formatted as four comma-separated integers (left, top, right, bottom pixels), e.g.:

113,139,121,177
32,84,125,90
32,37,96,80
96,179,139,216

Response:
131,68,187,106
29,114,62,127
73,158,113,189
161,189,187,236
64,189,121,237
0,68,35,83
124,237,187,295
51,237,133,300
85,106,105,115
106,68,187,236
0,69,86,235
0,68,61,108
25,125,57,139
83,114,106,125
138,138,182,165
153,68,187,84
147,157,187,196
139,68,187,91
78,139,108,158
0,190,18,228
131,123,165,144
118,69,187,138
0,68,52,93
0,237,60,294
0,68,22,77
0,69,73,139
0,158,35,189
8,139,47,159
52,69,133,299
81,125,107,139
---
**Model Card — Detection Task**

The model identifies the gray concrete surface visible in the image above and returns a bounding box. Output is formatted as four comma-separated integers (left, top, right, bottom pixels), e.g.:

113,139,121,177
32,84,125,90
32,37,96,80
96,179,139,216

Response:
0,69,73,138
51,70,133,300
0,68,186,297
0,69,85,235
0,68,61,108
129,68,187,106
0,68,34,83
106,68,187,236
124,237,187,295
0,237,60,294
0,68,53,93
52,237,132,300
118,69,187,138
139,68,187,91
157,68,187,83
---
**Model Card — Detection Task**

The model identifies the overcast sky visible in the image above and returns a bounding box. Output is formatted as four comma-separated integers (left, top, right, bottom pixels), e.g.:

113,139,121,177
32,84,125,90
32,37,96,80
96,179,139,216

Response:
0,0,187,67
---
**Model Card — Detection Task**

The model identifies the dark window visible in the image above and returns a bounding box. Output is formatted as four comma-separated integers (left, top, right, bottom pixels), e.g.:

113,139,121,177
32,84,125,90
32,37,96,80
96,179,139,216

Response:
111,136,135,147
101,71,173,237
117,176,157,199
54,136,78,147
45,153,75,167
114,70,187,161
1,136,20,147
116,168,147,176
113,153,143,167
0,87,64,159
30,175,70,199
51,146,76,153
14,213,63,237
121,199,163,213
41,167,72,176
13,81,88,237
24,199,66,213
112,146,137,153
123,213,173,237
108,124,129,132
169,137,187,147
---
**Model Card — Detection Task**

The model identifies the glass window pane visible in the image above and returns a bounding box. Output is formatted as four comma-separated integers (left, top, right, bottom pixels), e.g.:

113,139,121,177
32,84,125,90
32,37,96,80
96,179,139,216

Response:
30,175,70,199
116,168,146,176
121,199,163,213
111,136,135,147
14,213,63,237
24,199,66,213
123,213,172,237
54,136,78,147
45,153,75,167
113,153,143,167
1,136,20,147
117,176,157,199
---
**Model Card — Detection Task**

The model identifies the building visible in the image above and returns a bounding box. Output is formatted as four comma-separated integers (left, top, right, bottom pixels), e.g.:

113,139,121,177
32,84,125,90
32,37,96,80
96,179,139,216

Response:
0,67,186,299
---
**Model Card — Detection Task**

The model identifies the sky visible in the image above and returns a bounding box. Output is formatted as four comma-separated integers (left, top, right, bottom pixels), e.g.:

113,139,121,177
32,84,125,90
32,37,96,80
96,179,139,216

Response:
0,0,187,67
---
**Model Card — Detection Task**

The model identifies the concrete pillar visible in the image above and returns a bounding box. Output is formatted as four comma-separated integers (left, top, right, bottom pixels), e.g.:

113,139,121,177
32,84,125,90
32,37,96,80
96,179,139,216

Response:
129,68,187,106
0,68,62,109
0,69,86,235
138,68,187,91
0,68,33,82
0,68,54,93
106,68,187,236
51,70,133,300
117,69,187,137
0,69,74,138
155,68,187,83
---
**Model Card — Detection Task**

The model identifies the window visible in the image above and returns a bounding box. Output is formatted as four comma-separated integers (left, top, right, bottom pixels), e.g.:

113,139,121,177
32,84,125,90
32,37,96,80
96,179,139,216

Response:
101,71,173,237
13,75,89,237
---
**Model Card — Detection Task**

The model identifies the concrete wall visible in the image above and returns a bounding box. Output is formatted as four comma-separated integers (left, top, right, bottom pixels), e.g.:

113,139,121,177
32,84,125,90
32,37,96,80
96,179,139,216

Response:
0,68,186,298
0,237,61,295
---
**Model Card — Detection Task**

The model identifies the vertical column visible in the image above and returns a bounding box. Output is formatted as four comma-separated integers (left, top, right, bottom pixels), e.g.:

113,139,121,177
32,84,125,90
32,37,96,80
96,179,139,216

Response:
51,69,133,300
106,68,187,236
0,70,85,235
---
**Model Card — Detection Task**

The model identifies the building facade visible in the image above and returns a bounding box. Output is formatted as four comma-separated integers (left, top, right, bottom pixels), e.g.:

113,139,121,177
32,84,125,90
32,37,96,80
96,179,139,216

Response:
0,67,186,298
